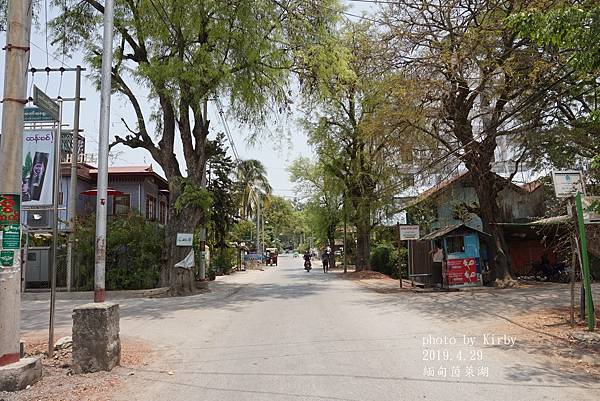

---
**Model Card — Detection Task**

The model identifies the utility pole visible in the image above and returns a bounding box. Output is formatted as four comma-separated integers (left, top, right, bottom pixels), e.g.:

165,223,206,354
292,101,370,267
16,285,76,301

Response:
94,0,115,303
66,66,83,292
256,196,261,258
48,100,63,357
0,0,32,367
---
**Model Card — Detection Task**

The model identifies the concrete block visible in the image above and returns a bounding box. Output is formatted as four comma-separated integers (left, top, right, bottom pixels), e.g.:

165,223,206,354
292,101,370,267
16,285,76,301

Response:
0,357,42,391
72,302,121,373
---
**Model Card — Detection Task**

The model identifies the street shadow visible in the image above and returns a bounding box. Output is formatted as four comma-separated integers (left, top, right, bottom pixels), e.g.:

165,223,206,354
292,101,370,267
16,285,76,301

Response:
20,269,331,332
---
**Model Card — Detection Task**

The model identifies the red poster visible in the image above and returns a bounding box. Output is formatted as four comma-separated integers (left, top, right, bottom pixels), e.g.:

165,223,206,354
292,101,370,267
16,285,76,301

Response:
446,258,480,286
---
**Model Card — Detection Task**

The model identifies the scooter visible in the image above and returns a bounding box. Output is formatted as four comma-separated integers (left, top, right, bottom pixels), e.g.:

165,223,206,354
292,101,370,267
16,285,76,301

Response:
304,260,312,272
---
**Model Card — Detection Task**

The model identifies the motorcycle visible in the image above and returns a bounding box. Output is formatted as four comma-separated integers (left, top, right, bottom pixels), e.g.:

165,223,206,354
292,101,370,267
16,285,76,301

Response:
304,260,312,272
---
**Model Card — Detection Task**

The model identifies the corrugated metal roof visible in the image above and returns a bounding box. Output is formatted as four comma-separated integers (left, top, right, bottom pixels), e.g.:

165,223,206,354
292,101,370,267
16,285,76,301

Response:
420,223,491,240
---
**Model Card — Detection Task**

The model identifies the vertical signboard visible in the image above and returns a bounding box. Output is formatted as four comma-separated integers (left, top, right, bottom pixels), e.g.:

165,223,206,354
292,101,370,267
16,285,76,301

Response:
22,129,55,206
0,194,21,267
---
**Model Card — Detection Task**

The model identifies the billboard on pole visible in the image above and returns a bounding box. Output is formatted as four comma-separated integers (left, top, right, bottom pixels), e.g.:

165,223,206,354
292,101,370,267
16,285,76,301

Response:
22,129,55,206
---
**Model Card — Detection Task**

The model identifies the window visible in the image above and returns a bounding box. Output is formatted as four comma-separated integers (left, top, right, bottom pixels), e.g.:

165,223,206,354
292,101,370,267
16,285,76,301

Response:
446,236,465,254
159,201,167,224
58,192,64,205
146,195,157,220
113,194,131,216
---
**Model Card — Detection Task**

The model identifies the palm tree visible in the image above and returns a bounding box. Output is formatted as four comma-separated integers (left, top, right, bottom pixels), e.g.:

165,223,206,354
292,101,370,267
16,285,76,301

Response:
236,159,272,219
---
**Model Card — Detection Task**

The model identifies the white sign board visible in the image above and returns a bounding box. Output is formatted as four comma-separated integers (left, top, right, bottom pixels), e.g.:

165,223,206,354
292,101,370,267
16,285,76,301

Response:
22,129,56,207
400,225,420,240
551,170,585,198
176,233,193,246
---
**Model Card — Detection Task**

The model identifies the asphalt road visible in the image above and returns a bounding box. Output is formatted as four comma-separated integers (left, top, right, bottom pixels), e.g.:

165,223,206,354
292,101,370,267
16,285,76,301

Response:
21,256,600,401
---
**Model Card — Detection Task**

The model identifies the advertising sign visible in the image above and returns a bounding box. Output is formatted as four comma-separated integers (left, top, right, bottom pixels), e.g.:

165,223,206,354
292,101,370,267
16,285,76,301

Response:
446,258,481,287
244,252,264,262
22,129,55,206
0,250,14,267
551,170,585,198
176,233,194,247
0,194,20,227
399,225,420,240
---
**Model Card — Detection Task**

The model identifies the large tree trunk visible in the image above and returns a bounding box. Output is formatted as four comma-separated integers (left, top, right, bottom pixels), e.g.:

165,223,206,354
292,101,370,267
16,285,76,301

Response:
160,181,202,294
327,229,336,270
355,219,371,271
472,172,513,285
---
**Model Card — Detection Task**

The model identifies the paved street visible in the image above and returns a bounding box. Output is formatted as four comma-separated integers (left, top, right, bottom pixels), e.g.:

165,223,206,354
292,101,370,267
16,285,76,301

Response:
21,256,600,401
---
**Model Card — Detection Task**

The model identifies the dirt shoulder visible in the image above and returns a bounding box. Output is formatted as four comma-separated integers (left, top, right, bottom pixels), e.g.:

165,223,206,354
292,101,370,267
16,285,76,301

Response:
0,333,153,401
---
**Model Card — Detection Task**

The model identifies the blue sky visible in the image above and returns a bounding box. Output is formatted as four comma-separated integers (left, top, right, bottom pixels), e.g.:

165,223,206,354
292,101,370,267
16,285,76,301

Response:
0,1,374,198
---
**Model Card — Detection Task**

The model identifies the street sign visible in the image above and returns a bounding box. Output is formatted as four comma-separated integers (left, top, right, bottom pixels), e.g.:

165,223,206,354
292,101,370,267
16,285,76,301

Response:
551,170,585,198
2,224,20,249
24,106,55,122
33,85,59,121
176,233,193,246
400,225,420,240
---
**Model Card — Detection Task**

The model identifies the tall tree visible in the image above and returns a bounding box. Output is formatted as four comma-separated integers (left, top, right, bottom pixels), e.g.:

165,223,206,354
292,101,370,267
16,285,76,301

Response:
236,159,272,219
289,157,342,264
299,22,417,270
207,134,238,257
381,0,568,284
50,0,340,291
511,0,600,178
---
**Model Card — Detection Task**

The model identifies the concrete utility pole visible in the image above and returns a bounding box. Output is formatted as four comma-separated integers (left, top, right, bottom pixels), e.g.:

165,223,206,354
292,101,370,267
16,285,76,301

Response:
0,0,32,367
66,66,83,292
94,0,115,303
49,100,63,357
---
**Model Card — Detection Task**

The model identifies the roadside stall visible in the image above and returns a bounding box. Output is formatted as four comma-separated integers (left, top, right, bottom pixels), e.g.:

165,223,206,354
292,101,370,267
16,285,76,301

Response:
421,224,490,289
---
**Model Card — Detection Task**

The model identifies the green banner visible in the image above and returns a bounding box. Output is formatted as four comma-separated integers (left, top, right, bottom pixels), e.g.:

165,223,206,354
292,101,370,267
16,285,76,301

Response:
0,250,14,267
2,224,20,249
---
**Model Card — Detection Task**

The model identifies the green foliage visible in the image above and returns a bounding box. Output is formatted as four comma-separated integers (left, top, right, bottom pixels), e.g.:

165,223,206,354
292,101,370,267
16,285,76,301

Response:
369,242,407,279
210,247,236,275
407,200,438,234
73,213,164,290
510,1,600,74
236,159,272,219
207,134,239,249
174,178,212,217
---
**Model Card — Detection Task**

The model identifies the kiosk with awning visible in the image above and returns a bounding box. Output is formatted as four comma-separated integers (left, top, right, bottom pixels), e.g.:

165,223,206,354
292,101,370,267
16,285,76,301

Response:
421,224,490,289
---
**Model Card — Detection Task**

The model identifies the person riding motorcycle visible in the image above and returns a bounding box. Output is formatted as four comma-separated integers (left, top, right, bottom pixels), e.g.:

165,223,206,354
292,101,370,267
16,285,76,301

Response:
303,251,312,271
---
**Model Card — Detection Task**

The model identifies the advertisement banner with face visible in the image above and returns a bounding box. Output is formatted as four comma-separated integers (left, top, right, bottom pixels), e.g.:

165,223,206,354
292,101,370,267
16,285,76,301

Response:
22,129,55,206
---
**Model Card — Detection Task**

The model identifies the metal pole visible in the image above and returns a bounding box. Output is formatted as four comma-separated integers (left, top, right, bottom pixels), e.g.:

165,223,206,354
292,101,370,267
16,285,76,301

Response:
0,0,32,367
570,236,576,327
575,192,595,331
343,200,348,274
66,65,82,292
198,227,206,280
397,222,403,288
48,101,63,357
94,0,115,303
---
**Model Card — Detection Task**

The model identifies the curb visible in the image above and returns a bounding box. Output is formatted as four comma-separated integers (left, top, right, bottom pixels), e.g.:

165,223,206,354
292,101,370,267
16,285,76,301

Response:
21,287,171,301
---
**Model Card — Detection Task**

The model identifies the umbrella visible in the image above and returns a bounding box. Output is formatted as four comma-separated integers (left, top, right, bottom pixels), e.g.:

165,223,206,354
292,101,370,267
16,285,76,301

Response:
80,187,124,196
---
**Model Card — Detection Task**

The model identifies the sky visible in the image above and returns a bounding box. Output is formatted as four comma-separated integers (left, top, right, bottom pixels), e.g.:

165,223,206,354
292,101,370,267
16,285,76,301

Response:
0,1,374,199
